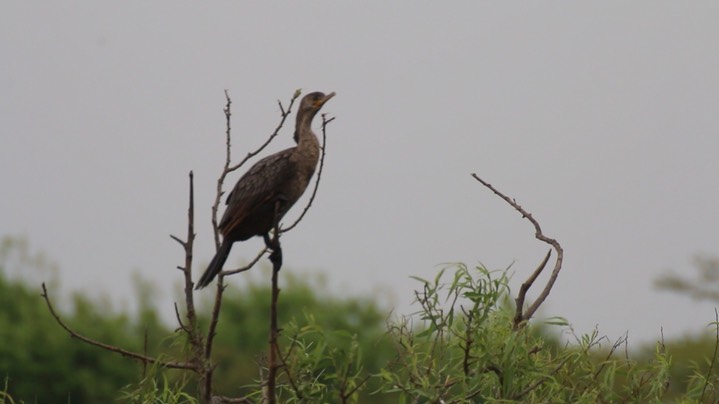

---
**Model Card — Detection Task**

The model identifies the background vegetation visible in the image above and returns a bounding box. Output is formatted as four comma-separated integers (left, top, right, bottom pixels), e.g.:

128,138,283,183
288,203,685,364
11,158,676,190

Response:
1,236,718,403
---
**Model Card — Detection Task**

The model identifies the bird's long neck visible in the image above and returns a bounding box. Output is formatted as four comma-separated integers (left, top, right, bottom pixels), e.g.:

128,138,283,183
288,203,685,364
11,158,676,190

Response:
294,111,320,153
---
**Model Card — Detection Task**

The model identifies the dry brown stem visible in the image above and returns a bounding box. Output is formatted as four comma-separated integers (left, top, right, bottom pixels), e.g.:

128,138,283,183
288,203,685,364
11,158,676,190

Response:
41,282,194,370
471,173,564,329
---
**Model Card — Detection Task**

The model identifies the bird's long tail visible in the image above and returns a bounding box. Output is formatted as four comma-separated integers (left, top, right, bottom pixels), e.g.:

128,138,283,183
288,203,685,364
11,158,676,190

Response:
195,240,233,289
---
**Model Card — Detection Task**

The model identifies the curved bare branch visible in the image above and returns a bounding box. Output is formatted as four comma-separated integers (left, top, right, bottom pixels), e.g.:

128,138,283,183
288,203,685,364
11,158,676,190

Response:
471,173,564,328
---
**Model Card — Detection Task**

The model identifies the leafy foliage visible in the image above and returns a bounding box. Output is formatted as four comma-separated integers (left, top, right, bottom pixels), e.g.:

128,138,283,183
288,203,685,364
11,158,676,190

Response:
377,264,675,403
3,237,719,403
200,272,396,403
0,248,156,402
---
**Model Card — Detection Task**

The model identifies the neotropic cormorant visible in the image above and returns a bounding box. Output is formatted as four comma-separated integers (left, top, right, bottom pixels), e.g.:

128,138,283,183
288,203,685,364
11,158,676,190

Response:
195,91,335,289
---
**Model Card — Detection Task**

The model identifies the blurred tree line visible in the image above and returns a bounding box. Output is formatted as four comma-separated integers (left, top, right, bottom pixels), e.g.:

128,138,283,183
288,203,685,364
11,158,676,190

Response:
1,236,718,402
0,237,396,403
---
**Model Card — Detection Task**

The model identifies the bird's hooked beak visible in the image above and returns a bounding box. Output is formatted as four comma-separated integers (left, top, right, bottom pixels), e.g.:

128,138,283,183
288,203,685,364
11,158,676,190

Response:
316,92,336,108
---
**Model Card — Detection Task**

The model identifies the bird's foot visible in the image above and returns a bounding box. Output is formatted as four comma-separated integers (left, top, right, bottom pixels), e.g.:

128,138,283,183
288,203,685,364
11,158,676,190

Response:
263,233,283,270
269,247,283,270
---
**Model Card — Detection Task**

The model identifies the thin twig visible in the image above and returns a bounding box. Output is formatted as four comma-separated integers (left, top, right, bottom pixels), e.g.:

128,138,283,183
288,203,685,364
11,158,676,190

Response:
279,334,303,399
40,283,194,370
174,302,189,334
212,91,234,250
267,201,283,404
511,353,574,400
173,172,210,399
471,173,564,328
701,308,719,402
211,91,301,248
510,325,605,401
593,332,629,380
205,92,236,386
221,247,268,277
228,93,300,173
460,306,475,377
340,374,371,403
514,249,551,328
281,113,334,233
170,234,186,248
206,276,226,361
180,172,199,334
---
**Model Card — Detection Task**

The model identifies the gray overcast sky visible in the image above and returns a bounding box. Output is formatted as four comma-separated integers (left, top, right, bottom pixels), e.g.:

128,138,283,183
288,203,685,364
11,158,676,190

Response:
2,3,718,345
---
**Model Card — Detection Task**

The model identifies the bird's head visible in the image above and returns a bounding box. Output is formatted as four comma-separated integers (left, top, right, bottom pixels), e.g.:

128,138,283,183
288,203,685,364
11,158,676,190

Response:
298,91,335,117
294,91,335,142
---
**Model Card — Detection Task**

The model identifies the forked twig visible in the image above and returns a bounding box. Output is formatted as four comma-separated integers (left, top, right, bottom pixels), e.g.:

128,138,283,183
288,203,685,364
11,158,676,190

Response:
471,173,564,329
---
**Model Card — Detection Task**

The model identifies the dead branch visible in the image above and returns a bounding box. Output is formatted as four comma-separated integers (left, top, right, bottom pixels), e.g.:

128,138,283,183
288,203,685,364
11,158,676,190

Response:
40,283,194,370
701,308,719,402
222,246,267,277
212,90,301,249
470,173,564,329
267,202,283,404
170,171,213,400
282,113,334,233
278,333,303,399
173,171,200,339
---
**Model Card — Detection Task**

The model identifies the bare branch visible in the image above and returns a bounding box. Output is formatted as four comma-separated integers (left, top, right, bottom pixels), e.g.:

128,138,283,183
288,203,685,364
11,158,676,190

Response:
227,92,299,173
511,351,574,400
340,374,371,403
212,91,234,250
514,249,551,328
212,90,300,251
282,113,334,233
172,171,212,400
40,283,194,370
701,308,719,402
593,332,629,380
205,276,227,361
170,234,186,247
180,171,199,328
221,247,267,277
278,334,303,399
471,173,564,328
174,302,190,334
267,201,284,404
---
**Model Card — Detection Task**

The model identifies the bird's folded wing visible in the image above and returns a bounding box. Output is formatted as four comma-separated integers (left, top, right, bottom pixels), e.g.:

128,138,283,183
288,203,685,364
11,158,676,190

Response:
219,148,296,233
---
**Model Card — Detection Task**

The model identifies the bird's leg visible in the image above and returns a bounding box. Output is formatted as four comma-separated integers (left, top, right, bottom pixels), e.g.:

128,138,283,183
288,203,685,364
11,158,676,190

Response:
262,233,275,250
266,201,283,269
263,233,281,267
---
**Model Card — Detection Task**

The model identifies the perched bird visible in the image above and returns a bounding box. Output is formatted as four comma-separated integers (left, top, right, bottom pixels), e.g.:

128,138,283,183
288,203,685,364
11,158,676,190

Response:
195,91,335,289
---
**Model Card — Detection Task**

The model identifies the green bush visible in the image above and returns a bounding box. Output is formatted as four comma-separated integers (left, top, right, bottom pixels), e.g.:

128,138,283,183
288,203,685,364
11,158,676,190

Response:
3,235,719,403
